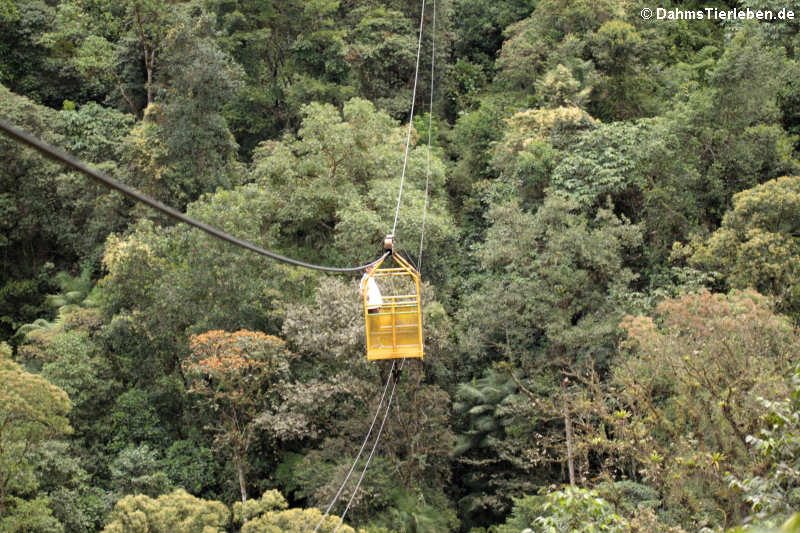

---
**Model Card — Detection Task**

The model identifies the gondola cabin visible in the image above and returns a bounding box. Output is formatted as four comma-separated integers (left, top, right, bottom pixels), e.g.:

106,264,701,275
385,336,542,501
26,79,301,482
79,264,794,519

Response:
362,250,423,361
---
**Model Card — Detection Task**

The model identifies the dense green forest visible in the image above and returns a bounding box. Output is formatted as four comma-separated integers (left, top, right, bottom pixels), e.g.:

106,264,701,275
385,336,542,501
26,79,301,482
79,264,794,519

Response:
5,0,800,531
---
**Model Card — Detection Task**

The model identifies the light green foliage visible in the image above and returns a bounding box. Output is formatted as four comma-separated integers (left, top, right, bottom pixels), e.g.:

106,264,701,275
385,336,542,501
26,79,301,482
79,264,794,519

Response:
691,176,800,318
728,513,800,533
489,105,595,209
232,489,288,525
58,102,133,163
0,353,71,510
240,507,354,533
0,0,17,23
549,119,669,207
494,487,628,533
37,328,119,441
252,97,455,275
102,489,229,533
0,496,64,533
535,64,590,108
614,290,799,528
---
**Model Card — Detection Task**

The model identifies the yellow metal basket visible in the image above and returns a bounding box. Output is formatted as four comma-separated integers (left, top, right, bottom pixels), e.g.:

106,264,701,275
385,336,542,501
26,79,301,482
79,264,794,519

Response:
362,252,424,361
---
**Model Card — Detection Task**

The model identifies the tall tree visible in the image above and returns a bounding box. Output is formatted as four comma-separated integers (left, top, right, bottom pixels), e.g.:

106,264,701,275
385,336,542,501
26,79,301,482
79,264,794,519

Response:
184,330,291,512
0,349,72,517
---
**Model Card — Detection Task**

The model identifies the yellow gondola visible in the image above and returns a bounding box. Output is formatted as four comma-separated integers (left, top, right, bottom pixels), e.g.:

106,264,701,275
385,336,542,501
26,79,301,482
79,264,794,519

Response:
362,237,424,361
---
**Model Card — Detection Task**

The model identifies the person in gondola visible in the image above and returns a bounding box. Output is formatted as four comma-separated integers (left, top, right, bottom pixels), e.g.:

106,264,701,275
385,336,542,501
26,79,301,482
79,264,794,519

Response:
360,264,383,314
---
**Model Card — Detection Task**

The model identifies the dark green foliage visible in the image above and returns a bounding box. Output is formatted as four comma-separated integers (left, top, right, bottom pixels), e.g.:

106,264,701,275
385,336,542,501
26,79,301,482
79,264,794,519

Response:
109,445,171,498
451,0,536,70
108,389,166,453
162,439,219,497
0,278,50,343
453,370,517,455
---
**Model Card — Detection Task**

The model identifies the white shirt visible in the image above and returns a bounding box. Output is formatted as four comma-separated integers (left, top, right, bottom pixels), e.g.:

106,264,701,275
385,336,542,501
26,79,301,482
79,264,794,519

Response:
361,274,383,309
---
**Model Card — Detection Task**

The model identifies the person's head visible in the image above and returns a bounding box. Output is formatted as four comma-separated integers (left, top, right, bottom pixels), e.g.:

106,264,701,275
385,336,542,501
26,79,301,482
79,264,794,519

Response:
365,264,375,274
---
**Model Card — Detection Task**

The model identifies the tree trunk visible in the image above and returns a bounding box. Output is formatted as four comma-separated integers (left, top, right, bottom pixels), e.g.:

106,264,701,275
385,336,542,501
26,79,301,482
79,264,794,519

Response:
145,48,154,107
562,377,575,487
235,455,248,524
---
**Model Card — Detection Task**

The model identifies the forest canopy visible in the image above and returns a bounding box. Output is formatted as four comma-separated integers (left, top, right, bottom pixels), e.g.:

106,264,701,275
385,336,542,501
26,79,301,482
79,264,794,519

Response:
3,0,800,532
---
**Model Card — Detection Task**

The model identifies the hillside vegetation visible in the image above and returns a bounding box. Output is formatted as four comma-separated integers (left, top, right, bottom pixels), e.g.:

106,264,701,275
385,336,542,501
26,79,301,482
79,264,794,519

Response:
3,0,800,531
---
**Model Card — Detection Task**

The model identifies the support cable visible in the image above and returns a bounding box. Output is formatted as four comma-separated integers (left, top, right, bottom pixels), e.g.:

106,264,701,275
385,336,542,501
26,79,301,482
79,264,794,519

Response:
334,359,408,533
391,0,427,237
0,119,386,273
311,360,397,533
418,0,436,273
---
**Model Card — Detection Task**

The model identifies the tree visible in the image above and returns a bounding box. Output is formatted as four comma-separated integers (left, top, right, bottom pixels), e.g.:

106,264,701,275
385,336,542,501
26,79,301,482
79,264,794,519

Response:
184,330,291,512
690,176,800,320
669,27,798,222
121,5,245,209
102,489,229,533
451,0,537,71
0,352,71,515
251,97,455,278
240,507,354,533
612,290,799,528
494,487,630,533
42,0,169,115
451,369,527,525
458,194,641,372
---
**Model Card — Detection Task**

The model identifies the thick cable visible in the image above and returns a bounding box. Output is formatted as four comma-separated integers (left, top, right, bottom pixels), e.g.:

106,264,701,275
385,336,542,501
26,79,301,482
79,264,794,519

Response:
333,359,408,532
311,360,396,533
418,0,436,273
0,119,387,273
391,0,427,236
